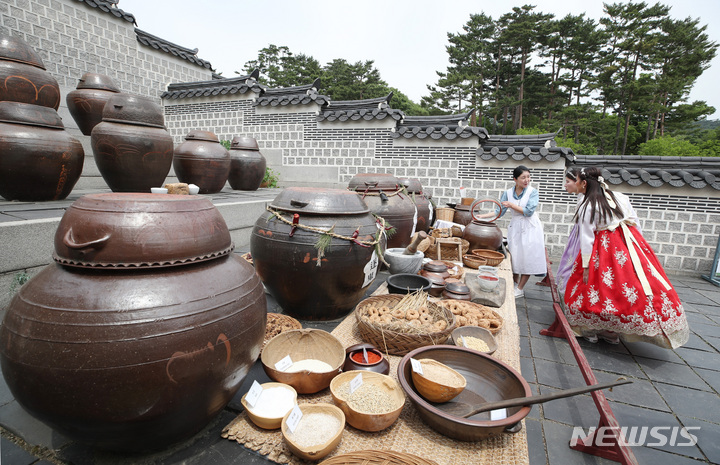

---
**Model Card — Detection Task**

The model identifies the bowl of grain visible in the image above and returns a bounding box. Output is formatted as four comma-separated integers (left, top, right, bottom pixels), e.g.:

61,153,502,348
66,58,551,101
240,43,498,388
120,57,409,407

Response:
240,382,297,430
329,370,405,432
450,326,497,355
411,358,467,403
261,328,345,394
281,402,345,461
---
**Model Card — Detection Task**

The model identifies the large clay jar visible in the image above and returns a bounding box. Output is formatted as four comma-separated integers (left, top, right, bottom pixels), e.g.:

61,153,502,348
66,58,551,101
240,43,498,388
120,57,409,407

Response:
0,101,84,201
0,34,60,109
91,93,173,192
453,204,473,226
173,129,230,194
462,199,504,251
66,72,121,136
228,135,266,191
400,177,432,233
348,173,416,249
0,193,266,451
251,187,384,320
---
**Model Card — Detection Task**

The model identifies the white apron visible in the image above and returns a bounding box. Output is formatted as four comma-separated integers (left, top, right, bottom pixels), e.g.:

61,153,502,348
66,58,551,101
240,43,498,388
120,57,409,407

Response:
506,186,547,275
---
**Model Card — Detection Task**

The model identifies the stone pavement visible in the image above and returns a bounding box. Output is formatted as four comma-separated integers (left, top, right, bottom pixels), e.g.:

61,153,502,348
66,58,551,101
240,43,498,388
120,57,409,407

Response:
1,252,719,463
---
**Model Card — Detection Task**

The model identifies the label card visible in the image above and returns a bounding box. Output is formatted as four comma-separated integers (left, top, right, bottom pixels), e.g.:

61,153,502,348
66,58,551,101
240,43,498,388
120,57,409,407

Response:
490,408,507,421
362,250,379,288
410,358,423,375
285,404,303,433
275,355,293,372
349,373,364,395
245,380,263,408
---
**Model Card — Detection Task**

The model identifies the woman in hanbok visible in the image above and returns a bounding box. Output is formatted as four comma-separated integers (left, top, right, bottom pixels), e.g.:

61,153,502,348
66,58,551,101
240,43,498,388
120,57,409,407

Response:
563,167,689,348
556,167,583,298
481,165,547,298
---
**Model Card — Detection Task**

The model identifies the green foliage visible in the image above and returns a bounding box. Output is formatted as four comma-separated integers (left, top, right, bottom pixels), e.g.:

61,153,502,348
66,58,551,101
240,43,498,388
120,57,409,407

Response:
220,139,231,150
262,167,279,188
10,271,30,293
637,135,701,157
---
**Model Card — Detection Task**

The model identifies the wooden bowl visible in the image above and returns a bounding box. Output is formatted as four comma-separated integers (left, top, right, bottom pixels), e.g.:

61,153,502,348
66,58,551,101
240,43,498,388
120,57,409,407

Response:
451,326,497,355
329,370,405,432
240,382,297,429
261,329,344,394
281,403,345,461
398,346,532,441
411,359,466,403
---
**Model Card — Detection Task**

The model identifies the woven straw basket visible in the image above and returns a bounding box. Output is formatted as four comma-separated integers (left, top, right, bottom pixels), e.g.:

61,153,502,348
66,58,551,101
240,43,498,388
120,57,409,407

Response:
434,207,454,222
320,450,439,465
437,300,504,335
462,254,487,269
471,249,505,266
355,294,456,356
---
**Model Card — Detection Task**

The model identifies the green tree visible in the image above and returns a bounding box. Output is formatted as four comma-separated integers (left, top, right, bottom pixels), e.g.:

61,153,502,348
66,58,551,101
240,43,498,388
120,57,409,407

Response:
242,45,321,88
637,135,701,156
321,59,386,100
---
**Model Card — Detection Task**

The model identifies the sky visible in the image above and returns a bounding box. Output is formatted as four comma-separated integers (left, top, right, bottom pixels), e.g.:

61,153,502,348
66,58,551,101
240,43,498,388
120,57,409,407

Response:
118,0,720,119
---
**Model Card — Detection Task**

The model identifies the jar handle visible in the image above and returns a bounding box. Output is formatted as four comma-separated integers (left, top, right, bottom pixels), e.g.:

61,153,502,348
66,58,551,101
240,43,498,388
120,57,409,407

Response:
470,198,502,223
290,199,309,208
63,228,110,250
364,181,379,188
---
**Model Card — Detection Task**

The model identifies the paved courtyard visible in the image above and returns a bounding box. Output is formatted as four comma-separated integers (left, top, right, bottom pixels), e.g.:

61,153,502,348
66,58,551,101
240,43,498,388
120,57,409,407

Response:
0,200,718,464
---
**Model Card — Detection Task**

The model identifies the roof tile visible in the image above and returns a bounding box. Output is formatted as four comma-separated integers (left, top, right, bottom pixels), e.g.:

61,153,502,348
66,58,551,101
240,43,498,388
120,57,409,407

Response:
135,28,212,70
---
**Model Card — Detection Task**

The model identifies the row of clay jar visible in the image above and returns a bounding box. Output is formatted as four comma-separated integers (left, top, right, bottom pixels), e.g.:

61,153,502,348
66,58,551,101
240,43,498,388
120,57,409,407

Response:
0,33,265,200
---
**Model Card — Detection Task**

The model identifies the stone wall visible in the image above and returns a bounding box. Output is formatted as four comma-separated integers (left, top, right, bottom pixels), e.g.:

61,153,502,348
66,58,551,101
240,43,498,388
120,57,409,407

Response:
1,0,213,102
163,95,720,275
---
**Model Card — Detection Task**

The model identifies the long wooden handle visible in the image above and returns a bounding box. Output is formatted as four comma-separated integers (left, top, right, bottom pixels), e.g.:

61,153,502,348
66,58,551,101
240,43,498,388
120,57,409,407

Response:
461,378,632,418
405,231,428,254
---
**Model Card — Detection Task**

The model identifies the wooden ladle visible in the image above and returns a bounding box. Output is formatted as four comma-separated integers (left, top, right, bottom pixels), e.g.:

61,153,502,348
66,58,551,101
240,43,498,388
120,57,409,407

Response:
435,378,632,418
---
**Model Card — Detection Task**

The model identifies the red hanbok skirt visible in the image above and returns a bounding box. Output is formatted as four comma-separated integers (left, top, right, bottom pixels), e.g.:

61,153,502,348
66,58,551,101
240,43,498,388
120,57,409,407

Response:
563,224,689,349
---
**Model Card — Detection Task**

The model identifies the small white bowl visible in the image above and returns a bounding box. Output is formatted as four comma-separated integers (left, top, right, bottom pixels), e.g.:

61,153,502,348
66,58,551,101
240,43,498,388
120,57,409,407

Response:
150,187,168,194
188,184,200,195
477,272,500,291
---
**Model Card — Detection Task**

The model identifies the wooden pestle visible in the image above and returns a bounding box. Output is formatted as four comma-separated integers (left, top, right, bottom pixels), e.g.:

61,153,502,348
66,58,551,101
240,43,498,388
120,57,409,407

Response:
405,231,428,255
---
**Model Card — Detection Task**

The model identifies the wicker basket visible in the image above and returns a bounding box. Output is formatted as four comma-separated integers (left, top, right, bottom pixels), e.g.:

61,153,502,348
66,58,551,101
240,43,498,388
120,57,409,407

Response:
430,228,451,238
262,313,302,350
355,294,456,356
425,237,470,261
320,450,439,465
471,249,505,266
462,254,487,269
434,207,455,222
436,300,504,335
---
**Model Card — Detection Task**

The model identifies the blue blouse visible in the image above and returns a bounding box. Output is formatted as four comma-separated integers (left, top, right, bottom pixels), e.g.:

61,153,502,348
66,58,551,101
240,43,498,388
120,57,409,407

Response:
496,187,539,217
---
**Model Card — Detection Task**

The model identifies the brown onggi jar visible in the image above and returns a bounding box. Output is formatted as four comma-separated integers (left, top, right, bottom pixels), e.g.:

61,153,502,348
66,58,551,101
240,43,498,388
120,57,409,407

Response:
0,193,266,451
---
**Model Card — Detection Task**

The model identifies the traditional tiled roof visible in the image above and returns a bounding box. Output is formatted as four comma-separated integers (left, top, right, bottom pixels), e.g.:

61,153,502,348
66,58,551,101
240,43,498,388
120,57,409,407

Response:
135,28,212,70
573,155,720,190
392,110,489,140
478,132,574,162
75,0,136,24
317,93,404,122
254,78,330,107
161,70,264,100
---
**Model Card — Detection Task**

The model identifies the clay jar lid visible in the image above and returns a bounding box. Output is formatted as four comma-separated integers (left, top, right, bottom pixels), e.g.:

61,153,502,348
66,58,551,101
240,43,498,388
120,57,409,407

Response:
184,129,220,142
270,187,370,215
101,93,165,128
423,260,449,273
444,281,470,295
53,193,233,268
75,72,120,92
0,35,46,68
347,173,400,192
231,135,259,151
399,178,423,194
0,101,63,128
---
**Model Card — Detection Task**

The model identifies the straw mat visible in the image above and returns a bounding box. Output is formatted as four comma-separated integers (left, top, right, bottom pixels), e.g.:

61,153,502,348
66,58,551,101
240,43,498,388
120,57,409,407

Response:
222,260,528,465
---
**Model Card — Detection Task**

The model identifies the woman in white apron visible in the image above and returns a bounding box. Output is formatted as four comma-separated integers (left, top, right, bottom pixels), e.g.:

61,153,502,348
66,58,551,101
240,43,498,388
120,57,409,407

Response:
482,165,547,297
